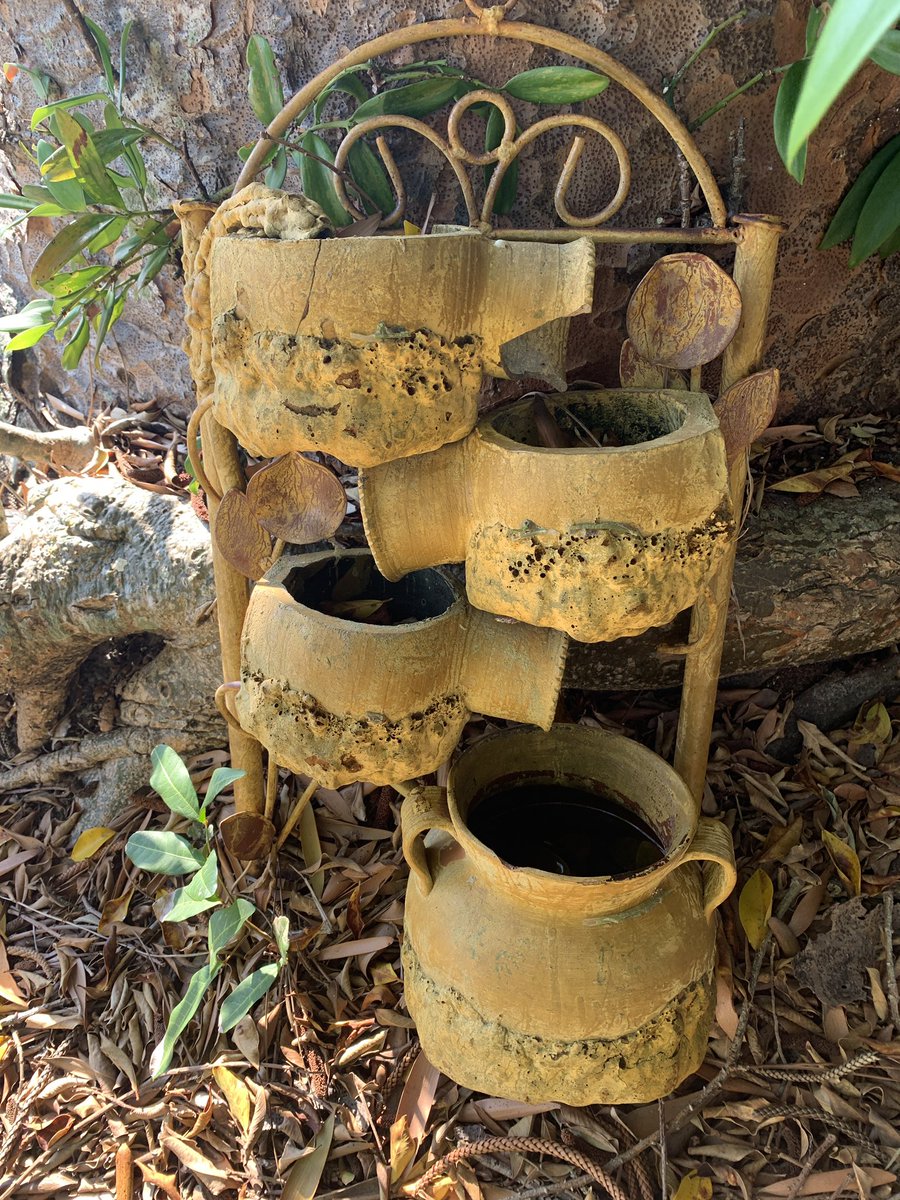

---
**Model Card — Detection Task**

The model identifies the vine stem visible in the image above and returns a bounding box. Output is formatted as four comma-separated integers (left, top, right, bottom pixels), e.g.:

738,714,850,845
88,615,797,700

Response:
689,64,792,131
663,9,748,107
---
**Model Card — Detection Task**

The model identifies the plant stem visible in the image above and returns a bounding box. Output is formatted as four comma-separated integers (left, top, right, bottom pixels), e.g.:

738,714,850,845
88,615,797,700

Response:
663,9,749,108
268,133,382,215
689,64,791,130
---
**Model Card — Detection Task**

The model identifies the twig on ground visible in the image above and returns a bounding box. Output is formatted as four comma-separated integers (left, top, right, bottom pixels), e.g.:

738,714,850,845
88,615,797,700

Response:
884,893,900,1030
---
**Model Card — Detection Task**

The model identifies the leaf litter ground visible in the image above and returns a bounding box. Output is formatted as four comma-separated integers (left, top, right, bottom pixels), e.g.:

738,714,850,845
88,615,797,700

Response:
0,668,899,1200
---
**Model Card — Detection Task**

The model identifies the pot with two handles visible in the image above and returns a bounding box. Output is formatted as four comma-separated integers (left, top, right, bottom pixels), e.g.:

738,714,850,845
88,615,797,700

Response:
401,723,736,1104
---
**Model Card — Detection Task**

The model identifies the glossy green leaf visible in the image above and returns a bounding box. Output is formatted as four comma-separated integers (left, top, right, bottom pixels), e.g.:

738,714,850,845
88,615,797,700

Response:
36,140,86,212
87,214,127,254
503,66,610,104
246,34,284,125
209,898,255,959
786,0,900,165
0,299,54,333
150,744,200,821
30,213,113,287
773,59,808,182
135,245,169,290
878,223,900,257
273,914,290,964
31,93,108,130
351,75,463,122
24,201,67,218
821,134,900,248
204,766,245,809
43,266,108,298
870,28,900,72
93,285,128,359
4,323,54,352
57,111,123,206
124,830,205,875
485,103,519,215
297,132,350,226
805,4,826,54
0,193,35,212
93,123,147,163
60,316,90,369
218,962,279,1032
850,144,900,264
313,71,369,122
21,183,55,203
118,21,132,110
84,16,117,95
348,139,394,216
150,962,219,1077
264,144,288,189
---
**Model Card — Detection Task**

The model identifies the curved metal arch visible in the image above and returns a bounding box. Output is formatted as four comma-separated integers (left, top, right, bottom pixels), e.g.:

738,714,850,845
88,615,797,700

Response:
233,10,727,229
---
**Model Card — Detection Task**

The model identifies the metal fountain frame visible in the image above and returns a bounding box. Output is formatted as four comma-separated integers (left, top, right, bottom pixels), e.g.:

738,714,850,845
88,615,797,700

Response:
186,0,784,857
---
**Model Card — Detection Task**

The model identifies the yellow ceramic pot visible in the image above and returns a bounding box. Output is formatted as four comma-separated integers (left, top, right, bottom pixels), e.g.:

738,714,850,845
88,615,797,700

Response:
207,232,595,467
233,550,567,788
401,724,736,1104
361,388,733,641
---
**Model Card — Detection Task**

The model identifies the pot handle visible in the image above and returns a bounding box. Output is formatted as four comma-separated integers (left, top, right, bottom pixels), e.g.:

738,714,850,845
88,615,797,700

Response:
401,786,456,897
214,682,245,735
677,817,737,922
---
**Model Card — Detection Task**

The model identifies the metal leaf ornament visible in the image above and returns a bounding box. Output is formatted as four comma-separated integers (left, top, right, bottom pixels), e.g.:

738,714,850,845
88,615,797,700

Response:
212,454,347,580
713,368,780,465
626,253,742,370
245,453,347,543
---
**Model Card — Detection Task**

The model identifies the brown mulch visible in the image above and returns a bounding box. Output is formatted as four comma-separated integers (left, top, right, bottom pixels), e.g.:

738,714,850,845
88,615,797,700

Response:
0,674,898,1200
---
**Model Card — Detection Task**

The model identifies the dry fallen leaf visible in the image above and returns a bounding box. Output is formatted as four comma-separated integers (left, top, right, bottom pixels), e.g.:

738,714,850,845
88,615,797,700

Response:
70,826,116,862
673,1171,713,1200
821,829,862,897
282,1114,334,1200
213,1065,252,1133
739,868,773,950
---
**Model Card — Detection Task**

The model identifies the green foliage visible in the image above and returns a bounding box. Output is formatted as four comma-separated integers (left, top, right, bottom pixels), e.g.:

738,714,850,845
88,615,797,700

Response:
124,744,289,1078
773,3,900,263
1,26,178,366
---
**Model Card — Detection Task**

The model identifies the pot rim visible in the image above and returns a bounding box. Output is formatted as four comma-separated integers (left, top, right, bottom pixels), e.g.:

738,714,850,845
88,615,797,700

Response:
444,724,697,898
478,388,717,458
260,548,466,635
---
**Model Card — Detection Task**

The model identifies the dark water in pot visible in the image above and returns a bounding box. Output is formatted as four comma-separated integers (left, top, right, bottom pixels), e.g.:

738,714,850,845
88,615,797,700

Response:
467,781,665,878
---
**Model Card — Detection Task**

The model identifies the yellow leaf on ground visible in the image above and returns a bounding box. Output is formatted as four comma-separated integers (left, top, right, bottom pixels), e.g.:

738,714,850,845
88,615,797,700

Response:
851,700,892,749
673,1171,713,1200
71,826,116,862
821,830,862,897
390,1114,417,1183
739,868,773,949
213,1065,252,1133
403,220,421,235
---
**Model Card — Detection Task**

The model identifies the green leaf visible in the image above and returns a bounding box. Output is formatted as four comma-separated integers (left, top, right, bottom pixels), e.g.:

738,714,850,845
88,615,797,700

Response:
36,140,86,212
30,213,112,287
93,123,147,163
878,223,900,257
87,214,127,253
124,830,205,875
264,145,288,189
273,914,290,964
61,317,90,369
805,5,826,54
773,59,809,182
246,34,284,125
870,28,900,72
502,66,610,104
204,767,245,809
218,962,279,1033
162,851,220,922
351,75,464,122
0,193,36,212
118,21,132,110
150,962,219,1077
43,266,108,298
850,143,900,264
150,744,200,821
4,63,52,101
209,898,255,959
0,299,54,333
84,16,117,95
485,103,519,215
57,111,124,206
93,285,127,359
135,244,169,290
786,0,900,165
821,134,900,248
3,323,54,352
313,71,370,122
348,139,394,216
30,93,109,130
297,132,350,227
23,201,67,218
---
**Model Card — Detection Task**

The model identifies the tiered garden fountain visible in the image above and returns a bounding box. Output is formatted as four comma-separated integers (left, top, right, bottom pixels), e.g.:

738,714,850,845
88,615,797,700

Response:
179,0,783,1104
